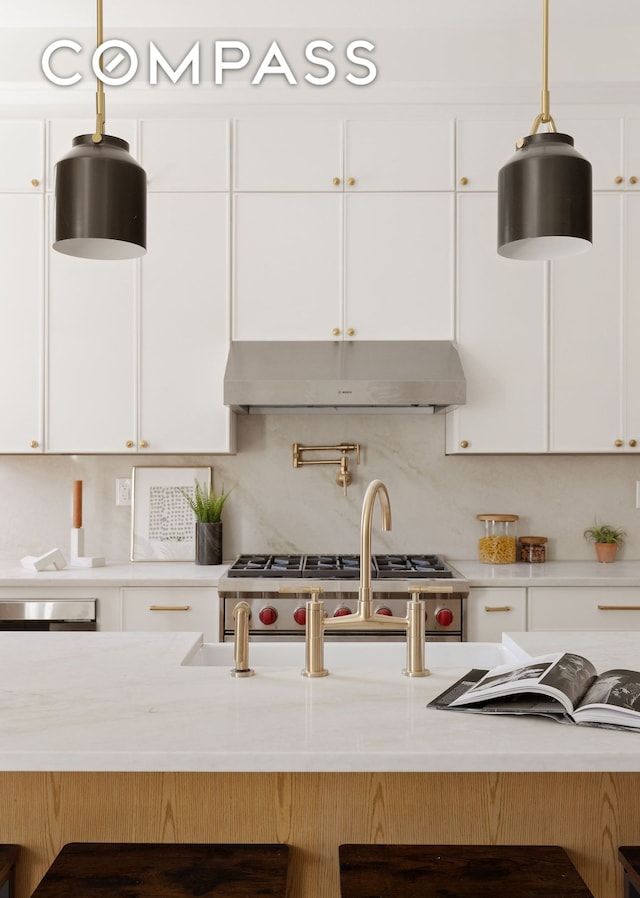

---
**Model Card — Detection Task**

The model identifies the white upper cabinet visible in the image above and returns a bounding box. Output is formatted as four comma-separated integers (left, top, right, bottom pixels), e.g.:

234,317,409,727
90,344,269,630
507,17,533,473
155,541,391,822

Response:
446,193,547,454
46,231,138,453
624,194,640,449
456,119,526,191
0,121,44,192
233,193,342,340
556,117,623,191
344,119,454,191
549,193,626,452
234,118,342,191
233,117,453,191
47,119,138,191
0,194,44,453
344,193,454,340
141,119,230,191
140,192,233,453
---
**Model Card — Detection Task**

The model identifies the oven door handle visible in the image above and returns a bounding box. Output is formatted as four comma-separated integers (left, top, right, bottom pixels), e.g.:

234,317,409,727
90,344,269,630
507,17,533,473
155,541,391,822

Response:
408,584,454,594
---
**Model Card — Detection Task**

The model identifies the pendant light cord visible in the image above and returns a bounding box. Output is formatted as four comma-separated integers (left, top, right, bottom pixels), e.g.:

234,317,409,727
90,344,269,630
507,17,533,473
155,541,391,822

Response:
92,0,105,143
530,0,557,134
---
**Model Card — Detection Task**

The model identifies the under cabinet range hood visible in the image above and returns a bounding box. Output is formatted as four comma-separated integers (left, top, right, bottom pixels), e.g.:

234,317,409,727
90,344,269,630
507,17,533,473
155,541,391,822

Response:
223,341,466,414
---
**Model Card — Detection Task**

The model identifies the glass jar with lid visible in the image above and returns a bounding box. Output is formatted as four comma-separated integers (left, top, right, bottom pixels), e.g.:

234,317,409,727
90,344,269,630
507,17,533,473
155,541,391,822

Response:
476,514,519,564
519,536,548,563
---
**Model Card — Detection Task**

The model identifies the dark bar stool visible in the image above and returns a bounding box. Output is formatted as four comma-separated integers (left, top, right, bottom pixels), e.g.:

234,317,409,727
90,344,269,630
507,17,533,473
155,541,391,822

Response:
619,847,640,898
31,843,289,898
339,844,595,897
0,845,19,898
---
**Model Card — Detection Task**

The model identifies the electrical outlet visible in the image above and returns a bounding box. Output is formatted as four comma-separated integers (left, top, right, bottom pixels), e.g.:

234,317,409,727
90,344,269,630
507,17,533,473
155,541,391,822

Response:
636,481,640,509
116,478,132,506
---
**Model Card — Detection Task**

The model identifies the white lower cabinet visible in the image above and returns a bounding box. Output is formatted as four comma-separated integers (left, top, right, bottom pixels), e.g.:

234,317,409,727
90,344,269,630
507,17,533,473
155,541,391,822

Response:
121,587,220,642
529,587,640,631
466,587,527,642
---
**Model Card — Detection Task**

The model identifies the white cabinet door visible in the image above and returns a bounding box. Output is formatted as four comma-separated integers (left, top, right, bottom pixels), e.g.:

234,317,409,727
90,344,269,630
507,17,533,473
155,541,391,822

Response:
446,194,547,453
345,119,454,191
529,587,640,631
141,119,230,191
122,587,220,642
466,588,527,642
46,214,138,453
456,119,526,191
549,193,623,452
140,193,233,453
0,121,44,192
625,194,640,449
345,193,454,340
232,193,342,340
234,118,342,191
0,194,44,453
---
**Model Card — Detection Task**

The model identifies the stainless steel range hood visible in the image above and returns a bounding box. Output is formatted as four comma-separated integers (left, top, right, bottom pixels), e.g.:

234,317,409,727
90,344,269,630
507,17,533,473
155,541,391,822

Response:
223,341,466,414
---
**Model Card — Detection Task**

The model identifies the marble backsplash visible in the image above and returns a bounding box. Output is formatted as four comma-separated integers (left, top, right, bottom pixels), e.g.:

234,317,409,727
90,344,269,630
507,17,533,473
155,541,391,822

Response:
1,412,639,564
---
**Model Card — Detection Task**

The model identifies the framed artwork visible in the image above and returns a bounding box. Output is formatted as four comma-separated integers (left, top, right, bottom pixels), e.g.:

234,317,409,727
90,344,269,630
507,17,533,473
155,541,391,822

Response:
130,466,212,561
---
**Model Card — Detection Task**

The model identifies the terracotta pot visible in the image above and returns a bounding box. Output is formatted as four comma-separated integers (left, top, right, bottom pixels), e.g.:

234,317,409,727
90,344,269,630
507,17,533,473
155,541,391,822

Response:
195,521,222,565
595,542,618,563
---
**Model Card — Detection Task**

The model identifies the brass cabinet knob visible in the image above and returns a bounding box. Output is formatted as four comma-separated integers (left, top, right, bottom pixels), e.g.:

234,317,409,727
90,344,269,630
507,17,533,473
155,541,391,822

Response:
459,177,468,186
125,440,134,448
30,440,39,449
459,440,469,449
347,177,356,186
631,176,638,185
615,439,624,447
139,440,148,448
629,439,638,447
31,179,40,187
615,176,624,184
332,177,341,186
346,328,355,337
332,328,341,336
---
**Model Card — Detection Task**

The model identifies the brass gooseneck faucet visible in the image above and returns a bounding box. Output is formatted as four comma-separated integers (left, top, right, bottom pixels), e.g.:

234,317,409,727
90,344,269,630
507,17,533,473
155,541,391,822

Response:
302,479,430,678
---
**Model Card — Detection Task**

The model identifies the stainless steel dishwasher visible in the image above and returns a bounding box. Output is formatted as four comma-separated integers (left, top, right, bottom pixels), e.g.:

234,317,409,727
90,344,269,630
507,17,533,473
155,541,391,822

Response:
0,599,97,631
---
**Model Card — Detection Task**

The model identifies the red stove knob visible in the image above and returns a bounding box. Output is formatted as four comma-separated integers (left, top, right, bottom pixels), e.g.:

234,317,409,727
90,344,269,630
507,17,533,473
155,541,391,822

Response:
334,606,352,617
435,607,454,627
293,606,307,626
258,606,278,626
376,607,393,616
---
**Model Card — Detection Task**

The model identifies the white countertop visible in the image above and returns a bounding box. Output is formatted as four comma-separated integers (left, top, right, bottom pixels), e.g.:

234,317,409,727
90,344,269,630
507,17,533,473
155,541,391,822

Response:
0,560,229,587
2,558,640,588
451,559,640,586
1,629,639,774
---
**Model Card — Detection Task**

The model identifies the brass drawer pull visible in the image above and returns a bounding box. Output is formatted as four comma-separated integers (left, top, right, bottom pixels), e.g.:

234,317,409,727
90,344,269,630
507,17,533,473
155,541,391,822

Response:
484,606,513,612
409,584,454,594
597,604,640,611
148,605,191,611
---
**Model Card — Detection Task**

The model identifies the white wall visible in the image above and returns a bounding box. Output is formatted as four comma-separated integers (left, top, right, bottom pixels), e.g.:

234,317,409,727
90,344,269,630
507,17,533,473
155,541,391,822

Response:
1,413,639,564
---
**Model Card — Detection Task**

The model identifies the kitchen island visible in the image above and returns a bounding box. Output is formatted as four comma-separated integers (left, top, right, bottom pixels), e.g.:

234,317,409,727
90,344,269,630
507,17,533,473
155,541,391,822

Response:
0,630,639,898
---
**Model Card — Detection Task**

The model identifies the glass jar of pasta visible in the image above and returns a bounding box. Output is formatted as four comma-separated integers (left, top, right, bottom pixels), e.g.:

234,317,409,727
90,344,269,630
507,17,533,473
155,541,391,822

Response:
476,514,519,564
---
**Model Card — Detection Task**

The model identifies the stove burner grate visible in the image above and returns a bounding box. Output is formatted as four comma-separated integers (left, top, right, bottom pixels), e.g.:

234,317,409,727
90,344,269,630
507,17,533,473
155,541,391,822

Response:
225,553,454,579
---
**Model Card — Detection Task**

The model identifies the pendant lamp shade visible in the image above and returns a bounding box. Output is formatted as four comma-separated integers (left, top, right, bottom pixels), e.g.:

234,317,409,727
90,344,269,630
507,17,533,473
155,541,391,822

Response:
53,134,147,260
497,132,592,261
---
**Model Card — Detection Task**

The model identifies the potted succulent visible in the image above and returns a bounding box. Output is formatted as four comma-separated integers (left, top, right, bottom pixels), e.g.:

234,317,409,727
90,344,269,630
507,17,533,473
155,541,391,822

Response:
584,521,625,563
180,480,232,565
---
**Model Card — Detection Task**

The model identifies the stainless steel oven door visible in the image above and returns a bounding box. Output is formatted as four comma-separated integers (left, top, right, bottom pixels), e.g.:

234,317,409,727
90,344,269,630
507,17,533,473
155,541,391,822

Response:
0,600,97,631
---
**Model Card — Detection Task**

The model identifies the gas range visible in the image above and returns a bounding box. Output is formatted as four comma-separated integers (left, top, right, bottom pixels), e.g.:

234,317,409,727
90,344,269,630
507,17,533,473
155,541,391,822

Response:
219,553,468,642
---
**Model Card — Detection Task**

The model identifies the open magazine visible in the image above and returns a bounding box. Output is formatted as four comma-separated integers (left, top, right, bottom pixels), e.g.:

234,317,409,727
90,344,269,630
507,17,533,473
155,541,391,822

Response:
428,651,640,731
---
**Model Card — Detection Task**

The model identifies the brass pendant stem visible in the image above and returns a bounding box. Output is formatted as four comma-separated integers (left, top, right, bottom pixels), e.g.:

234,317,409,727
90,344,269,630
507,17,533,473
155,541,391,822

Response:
529,0,557,135
93,0,105,143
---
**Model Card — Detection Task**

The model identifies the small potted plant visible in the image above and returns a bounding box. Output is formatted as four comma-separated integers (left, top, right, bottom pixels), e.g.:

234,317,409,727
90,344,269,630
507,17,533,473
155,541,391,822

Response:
180,480,232,565
583,521,625,563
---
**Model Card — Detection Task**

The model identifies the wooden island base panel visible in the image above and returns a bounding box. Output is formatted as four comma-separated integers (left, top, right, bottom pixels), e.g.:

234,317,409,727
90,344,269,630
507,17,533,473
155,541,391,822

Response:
1,773,640,898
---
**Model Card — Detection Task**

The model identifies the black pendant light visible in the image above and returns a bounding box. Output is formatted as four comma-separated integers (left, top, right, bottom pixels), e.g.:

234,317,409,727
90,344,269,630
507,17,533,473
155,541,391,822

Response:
497,0,592,261
53,0,146,260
